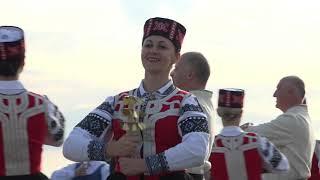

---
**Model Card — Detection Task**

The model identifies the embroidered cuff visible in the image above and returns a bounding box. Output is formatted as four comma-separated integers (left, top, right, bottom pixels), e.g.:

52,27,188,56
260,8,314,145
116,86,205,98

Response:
179,116,209,136
87,140,105,161
76,113,110,137
145,152,170,175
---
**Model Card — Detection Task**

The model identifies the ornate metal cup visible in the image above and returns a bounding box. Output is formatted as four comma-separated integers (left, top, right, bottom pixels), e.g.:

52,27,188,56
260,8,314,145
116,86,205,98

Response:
121,95,145,132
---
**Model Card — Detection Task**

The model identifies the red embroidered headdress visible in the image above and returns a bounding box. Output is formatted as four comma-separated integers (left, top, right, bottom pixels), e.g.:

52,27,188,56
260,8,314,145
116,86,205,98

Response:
218,88,245,108
142,17,186,52
0,26,25,61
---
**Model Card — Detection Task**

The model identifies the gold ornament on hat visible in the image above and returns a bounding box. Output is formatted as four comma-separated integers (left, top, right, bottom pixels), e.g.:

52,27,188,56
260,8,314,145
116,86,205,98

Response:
121,95,145,132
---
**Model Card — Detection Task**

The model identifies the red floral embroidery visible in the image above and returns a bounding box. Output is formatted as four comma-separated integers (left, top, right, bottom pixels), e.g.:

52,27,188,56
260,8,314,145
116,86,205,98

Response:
219,93,231,106
232,95,244,106
145,19,153,37
0,44,6,60
7,46,20,56
153,21,169,32
169,22,177,40
176,29,184,45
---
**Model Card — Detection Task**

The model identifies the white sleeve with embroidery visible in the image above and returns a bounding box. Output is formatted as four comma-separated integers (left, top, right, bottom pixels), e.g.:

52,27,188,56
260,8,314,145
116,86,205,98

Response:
145,94,210,175
44,96,65,147
63,96,114,162
259,137,289,173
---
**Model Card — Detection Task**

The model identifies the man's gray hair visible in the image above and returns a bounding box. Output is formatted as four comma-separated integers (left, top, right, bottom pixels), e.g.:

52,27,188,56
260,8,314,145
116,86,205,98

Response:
182,52,210,84
282,75,305,98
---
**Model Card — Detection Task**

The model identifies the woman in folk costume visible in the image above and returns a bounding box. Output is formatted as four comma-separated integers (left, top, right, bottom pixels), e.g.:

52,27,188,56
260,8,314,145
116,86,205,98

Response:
0,26,65,179
210,88,289,180
63,17,210,180
308,140,320,180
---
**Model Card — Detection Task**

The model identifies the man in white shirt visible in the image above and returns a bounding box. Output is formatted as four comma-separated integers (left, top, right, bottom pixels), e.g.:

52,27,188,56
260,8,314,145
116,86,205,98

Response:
170,52,214,180
242,76,315,179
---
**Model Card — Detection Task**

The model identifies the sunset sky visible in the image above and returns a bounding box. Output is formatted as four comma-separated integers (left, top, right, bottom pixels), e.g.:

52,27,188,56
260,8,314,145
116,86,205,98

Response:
1,0,319,176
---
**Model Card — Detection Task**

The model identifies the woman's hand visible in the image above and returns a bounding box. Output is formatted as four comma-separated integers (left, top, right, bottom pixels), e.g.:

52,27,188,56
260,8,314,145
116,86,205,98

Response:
119,157,147,176
75,162,89,177
106,132,141,157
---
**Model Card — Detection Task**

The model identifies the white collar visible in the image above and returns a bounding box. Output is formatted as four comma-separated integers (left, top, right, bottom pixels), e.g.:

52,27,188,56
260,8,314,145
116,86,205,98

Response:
220,126,243,136
0,80,26,94
138,80,175,97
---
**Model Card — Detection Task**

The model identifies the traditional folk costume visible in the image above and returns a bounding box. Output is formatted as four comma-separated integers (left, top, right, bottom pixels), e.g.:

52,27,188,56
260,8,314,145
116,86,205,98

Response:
64,80,210,180
64,17,210,180
308,140,320,180
210,88,289,180
187,90,214,180
246,105,315,179
212,127,289,180
0,26,65,179
51,161,110,180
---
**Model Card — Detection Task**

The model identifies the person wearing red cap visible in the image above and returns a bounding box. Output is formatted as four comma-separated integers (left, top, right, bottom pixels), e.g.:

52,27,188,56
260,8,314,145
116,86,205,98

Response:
63,17,210,180
0,26,65,179
308,140,320,180
242,76,315,180
170,51,213,180
210,88,289,180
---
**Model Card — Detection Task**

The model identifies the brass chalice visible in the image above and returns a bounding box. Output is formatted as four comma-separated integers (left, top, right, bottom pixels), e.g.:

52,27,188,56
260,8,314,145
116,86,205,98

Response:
121,95,145,132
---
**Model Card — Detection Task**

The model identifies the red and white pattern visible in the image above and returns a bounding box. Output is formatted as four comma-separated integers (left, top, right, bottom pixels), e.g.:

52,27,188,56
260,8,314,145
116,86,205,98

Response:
64,80,210,180
142,17,186,52
0,26,25,61
210,127,289,180
0,81,65,176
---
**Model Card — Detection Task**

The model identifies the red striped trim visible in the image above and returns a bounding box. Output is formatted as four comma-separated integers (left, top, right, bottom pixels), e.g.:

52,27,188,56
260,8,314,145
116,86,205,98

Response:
215,139,224,147
244,149,262,180
114,104,120,111
243,136,249,144
211,152,229,180
246,132,257,136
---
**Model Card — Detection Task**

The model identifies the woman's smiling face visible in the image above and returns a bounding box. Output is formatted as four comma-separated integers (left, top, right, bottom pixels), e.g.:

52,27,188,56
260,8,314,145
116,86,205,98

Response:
141,35,178,74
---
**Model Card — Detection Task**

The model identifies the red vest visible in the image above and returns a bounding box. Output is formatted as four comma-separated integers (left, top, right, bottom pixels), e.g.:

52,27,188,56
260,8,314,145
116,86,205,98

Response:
210,132,263,180
0,92,48,176
112,89,188,180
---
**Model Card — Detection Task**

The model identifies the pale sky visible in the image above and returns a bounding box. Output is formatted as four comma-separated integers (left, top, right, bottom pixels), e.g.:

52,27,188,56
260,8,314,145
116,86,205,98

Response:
1,0,319,176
